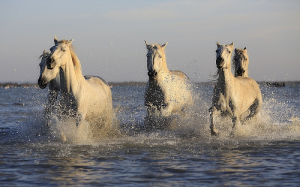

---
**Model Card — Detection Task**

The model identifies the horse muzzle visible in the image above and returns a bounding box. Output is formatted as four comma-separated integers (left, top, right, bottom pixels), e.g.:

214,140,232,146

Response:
216,57,224,68
236,69,245,76
148,70,157,79
38,77,47,89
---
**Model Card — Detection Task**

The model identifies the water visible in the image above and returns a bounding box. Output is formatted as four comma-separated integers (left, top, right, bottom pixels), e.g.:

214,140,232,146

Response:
0,83,300,186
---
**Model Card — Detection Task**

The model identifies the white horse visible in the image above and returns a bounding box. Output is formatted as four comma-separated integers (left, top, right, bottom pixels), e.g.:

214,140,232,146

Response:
38,50,60,122
144,41,193,128
209,42,262,136
233,47,249,77
40,36,113,138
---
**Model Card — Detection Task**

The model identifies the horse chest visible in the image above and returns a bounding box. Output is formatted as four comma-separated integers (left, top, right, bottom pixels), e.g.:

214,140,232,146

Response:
145,82,166,110
59,94,78,117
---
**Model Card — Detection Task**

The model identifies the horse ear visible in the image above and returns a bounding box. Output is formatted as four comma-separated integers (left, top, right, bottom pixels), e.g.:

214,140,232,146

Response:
43,50,47,53
229,42,234,50
244,47,247,51
161,42,168,48
69,39,73,45
54,36,58,45
217,41,220,48
145,40,150,50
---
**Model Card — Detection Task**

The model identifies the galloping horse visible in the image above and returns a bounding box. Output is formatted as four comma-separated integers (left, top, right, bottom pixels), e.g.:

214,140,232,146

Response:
144,41,193,128
209,42,262,136
38,50,60,121
233,47,249,77
40,36,113,138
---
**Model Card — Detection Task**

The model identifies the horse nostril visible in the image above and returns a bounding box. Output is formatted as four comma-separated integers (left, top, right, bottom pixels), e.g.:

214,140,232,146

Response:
38,78,47,89
237,69,245,76
216,57,224,68
148,70,157,79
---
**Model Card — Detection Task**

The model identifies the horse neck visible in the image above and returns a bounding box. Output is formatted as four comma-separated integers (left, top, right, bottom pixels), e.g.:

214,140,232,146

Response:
217,59,235,88
59,58,84,96
49,74,60,91
243,60,249,77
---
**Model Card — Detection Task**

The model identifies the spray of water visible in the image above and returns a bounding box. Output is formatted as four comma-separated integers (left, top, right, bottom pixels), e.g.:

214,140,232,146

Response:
46,106,122,145
136,83,300,142
2,84,299,146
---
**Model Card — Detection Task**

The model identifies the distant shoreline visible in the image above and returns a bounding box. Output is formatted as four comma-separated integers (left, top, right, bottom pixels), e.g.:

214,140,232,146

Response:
0,81,299,88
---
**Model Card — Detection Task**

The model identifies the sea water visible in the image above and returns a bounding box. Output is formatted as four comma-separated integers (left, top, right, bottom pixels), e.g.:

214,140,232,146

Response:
0,83,299,186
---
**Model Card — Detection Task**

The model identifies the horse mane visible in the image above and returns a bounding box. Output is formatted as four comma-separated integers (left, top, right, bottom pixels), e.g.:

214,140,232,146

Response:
69,44,82,78
39,51,50,60
209,69,222,82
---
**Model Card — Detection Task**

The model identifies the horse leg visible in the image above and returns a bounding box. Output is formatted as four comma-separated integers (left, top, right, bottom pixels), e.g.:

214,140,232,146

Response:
144,106,155,130
209,107,219,136
161,103,172,117
244,99,262,122
231,115,241,136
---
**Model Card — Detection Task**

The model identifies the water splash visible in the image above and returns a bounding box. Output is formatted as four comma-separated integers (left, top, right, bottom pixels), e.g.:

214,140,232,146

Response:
135,83,300,142
1,84,299,146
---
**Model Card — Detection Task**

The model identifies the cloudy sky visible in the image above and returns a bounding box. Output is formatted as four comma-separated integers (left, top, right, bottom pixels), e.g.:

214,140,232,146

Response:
0,0,299,83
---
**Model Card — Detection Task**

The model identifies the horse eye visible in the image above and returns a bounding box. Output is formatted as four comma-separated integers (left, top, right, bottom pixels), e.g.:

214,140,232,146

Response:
159,55,162,58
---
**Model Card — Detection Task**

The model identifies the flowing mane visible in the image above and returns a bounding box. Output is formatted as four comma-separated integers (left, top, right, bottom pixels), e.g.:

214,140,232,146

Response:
39,51,50,60
69,45,82,78
210,69,222,82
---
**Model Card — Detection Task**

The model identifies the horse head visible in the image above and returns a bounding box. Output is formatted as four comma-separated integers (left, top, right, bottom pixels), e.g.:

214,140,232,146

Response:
233,47,249,77
145,41,168,79
38,50,59,89
216,42,234,69
48,36,73,69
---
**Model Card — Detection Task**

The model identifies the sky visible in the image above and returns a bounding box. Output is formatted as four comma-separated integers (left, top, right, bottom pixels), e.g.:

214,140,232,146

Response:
0,0,299,83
